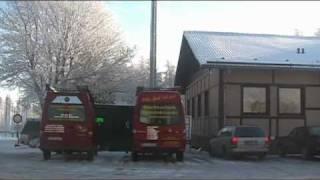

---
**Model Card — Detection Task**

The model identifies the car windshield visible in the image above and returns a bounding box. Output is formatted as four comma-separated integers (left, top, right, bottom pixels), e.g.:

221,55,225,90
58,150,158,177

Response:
309,127,320,136
139,104,181,125
235,127,265,137
48,104,85,122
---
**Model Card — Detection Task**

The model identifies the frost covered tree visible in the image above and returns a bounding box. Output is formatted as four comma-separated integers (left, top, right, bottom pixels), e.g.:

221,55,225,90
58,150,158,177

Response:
294,29,303,37
4,96,11,131
0,1,134,107
113,57,150,104
156,60,176,88
0,97,3,129
159,60,176,88
315,28,320,37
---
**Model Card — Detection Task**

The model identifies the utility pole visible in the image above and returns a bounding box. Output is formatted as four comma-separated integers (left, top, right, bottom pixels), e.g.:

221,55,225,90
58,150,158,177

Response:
149,0,157,88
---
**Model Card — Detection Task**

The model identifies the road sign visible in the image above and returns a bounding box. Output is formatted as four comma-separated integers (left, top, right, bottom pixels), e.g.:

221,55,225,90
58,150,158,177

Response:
13,114,22,124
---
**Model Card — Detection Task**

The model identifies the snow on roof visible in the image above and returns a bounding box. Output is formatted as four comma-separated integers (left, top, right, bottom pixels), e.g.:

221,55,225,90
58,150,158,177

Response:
184,31,320,67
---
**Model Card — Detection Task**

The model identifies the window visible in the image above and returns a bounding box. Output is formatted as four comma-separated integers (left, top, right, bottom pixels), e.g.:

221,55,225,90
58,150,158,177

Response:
309,127,320,136
243,86,267,114
197,94,201,117
191,97,195,118
187,100,190,115
204,91,209,116
220,128,232,137
48,104,85,121
235,127,265,137
217,128,226,137
295,127,307,138
289,128,297,137
279,88,302,114
139,104,182,125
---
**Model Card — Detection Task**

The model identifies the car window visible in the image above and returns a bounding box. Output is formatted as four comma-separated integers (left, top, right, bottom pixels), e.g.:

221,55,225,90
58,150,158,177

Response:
221,130,232,137
217,127,233,137
235,127,265,137
295,128,307,138
288,128,297,137
309,127,320,136
217,129,225,137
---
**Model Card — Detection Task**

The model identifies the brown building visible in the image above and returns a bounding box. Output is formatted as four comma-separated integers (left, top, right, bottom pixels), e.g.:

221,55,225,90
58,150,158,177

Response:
175,31,320,149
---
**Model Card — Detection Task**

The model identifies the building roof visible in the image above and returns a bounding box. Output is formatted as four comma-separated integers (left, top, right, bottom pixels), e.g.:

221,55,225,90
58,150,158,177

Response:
185,31,320,67
175,31,320,87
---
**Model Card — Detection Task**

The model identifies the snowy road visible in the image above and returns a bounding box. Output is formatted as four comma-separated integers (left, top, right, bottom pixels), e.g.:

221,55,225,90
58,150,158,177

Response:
0,140,320,179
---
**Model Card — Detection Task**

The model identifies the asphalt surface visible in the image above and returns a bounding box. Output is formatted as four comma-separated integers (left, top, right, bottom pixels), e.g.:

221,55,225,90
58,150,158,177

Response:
1,140,320,179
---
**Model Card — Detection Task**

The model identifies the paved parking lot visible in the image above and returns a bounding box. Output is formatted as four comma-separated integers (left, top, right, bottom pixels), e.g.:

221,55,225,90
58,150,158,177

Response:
1,139,320,179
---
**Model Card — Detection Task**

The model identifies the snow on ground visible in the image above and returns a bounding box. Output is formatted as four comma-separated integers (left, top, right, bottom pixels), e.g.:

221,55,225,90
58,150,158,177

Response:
0,140,320,179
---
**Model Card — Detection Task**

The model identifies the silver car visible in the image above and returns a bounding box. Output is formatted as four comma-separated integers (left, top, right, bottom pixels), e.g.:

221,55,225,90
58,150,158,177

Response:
208,126,270,159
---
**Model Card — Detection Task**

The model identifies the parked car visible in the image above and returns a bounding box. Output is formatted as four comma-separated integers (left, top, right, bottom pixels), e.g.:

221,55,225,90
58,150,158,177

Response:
208,126,270,159
19,119,40,148
274,126,320,160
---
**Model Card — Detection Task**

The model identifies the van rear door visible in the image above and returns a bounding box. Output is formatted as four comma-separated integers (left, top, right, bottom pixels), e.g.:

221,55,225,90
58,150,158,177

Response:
48,103,89,148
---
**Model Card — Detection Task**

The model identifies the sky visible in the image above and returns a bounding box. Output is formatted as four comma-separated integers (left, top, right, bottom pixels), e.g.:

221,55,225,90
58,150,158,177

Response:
2,1,320,102
105,1,320,72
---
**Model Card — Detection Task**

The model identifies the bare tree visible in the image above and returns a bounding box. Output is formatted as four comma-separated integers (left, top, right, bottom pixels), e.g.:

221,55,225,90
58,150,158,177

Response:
0,1,134,107
4,96,11,131
160,60,176,88
157,60,176,88
112,57,150,104
294,29,303,37
315,28,320,37
0,97,3,129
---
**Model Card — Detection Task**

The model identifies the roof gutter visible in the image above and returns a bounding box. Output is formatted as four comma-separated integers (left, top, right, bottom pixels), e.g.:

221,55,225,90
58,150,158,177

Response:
202,61,320,71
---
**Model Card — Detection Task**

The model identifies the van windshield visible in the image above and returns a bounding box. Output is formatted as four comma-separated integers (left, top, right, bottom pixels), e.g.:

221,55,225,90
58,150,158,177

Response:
235,127,265,137
48,104,85,122
139,104,182,125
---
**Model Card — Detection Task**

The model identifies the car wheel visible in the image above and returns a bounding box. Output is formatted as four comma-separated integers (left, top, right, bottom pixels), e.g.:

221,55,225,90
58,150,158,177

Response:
29,138,40,148
176,152,184,162
43,150,51,160
208,144,215,157
55,151,62,155
222,147,232,160
278,146,287,157
301,147,312,160
257,153,266,160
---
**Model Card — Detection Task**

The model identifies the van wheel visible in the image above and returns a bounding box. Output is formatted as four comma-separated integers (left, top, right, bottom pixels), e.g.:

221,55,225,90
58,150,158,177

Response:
43,150,51,160
131,151,138,162
86,151,94,161
176,152,184,162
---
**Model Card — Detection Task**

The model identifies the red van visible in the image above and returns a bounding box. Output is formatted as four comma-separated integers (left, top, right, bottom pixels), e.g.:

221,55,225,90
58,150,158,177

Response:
40,86,96,161
132,87,186,161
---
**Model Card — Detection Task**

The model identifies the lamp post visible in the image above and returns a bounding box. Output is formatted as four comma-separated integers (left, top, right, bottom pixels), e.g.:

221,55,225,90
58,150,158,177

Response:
149,0,157,88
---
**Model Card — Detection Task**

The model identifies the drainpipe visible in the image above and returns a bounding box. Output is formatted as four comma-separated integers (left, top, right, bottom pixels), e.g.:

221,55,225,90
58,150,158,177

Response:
218,69,224,129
